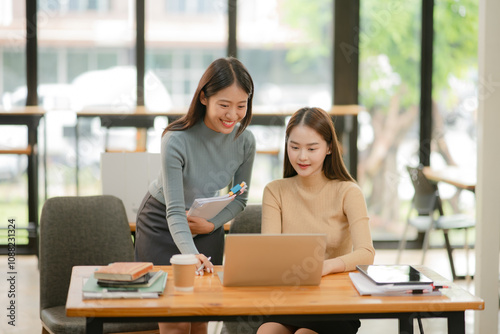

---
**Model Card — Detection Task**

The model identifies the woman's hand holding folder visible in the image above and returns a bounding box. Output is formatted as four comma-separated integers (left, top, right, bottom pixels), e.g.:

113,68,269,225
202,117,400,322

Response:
187,215,215,235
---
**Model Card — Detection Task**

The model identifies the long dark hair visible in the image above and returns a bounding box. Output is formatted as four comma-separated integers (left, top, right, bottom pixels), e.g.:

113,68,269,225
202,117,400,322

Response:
162,57,254,138
283,107,354,182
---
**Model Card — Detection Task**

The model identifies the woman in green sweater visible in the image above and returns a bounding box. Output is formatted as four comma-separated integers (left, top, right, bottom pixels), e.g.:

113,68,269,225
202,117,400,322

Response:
135,57,256,334
258,107,375,334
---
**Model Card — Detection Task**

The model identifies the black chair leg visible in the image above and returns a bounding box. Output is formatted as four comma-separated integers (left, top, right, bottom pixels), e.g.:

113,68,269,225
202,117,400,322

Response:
443,231,457,280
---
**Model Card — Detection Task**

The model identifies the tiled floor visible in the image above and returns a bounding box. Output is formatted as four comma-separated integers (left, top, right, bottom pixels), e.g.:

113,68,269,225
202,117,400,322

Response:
0,248,493,334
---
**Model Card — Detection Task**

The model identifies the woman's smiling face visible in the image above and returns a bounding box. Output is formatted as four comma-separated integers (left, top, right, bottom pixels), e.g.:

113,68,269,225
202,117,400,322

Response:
287,124,330,178
201,83,248,134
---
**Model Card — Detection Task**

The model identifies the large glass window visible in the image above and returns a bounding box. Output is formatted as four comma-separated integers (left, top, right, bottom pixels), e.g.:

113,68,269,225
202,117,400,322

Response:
1,0,26,107
37,0,134,197
358,1,422,240
358,0,479,247
239,0,333,110
0,1,28,244
145,1,226,108
430,0,477,225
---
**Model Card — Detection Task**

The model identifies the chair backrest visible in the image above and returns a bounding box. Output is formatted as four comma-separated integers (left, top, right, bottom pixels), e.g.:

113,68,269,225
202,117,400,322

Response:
229,203,262,234
39,195,135,312
407,166,443,216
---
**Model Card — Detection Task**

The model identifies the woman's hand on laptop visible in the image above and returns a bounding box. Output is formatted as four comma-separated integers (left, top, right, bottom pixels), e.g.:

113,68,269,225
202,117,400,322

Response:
195,254,214,275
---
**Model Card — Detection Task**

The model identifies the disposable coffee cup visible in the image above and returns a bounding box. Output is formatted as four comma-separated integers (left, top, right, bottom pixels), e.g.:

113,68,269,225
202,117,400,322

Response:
170,254,198,292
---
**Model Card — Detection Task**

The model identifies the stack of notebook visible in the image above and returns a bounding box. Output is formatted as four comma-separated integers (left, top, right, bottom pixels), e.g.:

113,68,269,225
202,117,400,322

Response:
82,262,168,299
349,264,444,296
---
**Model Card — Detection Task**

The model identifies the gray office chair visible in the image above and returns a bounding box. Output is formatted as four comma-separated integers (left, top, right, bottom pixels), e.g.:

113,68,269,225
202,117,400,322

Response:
228,203,262,234
221,204,262,334
39,195,159,334
396,166,475,280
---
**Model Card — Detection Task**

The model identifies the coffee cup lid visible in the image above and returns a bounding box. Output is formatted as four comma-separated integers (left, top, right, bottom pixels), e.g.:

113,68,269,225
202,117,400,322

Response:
170,254,198,265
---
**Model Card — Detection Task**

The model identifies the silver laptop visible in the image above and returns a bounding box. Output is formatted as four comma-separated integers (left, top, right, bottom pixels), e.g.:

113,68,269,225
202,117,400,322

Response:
218,234,327,287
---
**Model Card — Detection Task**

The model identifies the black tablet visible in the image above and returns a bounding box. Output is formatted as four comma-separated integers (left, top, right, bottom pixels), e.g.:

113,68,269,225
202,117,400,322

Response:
356,265,433,285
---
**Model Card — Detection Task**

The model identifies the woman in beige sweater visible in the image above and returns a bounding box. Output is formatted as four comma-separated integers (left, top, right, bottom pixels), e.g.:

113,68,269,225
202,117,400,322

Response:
258,107,375,334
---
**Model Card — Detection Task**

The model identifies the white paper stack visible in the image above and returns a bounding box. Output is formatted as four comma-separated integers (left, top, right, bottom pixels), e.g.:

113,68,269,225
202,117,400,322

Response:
187,182,248,220
187,194,236,220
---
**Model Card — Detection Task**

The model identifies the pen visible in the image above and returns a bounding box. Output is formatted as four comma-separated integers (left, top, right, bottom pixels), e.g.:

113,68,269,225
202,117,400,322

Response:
432,285,449,290
196,256,211,274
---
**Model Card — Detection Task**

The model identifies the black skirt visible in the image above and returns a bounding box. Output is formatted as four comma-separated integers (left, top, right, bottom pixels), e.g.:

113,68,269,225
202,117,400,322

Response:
134,192,224,265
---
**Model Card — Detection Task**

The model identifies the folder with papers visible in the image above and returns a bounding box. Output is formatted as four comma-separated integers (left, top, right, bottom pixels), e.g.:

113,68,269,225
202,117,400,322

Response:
187,182,247,220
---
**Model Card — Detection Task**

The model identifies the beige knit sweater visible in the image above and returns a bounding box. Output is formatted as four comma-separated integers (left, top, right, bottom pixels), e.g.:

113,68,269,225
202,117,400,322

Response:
262,172,375,272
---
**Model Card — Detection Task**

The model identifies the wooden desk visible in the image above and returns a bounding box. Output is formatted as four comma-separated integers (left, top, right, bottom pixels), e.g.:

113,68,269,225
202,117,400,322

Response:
422,166,476,192
0,107,45,255
66,265,483,334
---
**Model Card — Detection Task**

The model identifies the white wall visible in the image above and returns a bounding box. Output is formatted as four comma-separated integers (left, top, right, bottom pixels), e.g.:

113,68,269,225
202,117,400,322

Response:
474,0,500,331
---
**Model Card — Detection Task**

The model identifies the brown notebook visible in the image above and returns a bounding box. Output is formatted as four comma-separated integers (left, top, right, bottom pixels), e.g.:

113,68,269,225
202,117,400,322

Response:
94,262,154,281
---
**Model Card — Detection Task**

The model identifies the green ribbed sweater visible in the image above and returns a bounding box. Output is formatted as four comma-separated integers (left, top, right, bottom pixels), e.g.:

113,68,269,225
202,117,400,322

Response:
148,120,256,254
